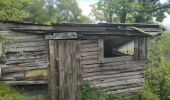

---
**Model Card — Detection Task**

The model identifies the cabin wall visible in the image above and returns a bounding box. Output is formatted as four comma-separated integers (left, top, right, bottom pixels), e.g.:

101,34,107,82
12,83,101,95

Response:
80,39,146,96
0,31,48,85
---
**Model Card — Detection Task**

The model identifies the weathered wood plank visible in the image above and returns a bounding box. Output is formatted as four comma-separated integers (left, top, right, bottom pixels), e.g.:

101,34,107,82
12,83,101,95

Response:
81,43,98,48
82,61,145,73
81,40,98,44
5,55,48,64
93,78,144,88
103,56,132,63
81,51,98,57
6,51,47,59
45,32,77,39
48,40,81,100
5,41,47,48
81,55,98,60
98,39,104,63
1,72,24,81
81,59,100,65
101,83,143,92
84,71,144,81
25,69,47,78
3,81,47,85
81,47,99,52
2,66,47,73
4,46,47,53
83,67,144,78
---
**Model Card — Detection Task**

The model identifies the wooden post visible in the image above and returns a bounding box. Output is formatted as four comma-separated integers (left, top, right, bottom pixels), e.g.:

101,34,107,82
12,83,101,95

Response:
98,39,104,63
48,40,81,100
134,36,148,60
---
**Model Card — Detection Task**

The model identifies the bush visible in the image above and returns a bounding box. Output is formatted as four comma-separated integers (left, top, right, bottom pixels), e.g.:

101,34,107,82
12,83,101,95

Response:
81,81,123,100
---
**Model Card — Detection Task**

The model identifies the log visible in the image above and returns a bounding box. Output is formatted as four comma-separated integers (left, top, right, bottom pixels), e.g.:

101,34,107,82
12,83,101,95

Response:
4,46,47,53
81,47,99,52
5,41,47,48
81,40,98,44
93,78,144,88
3,80,47,85
81,52,98,57
84,71,144,81
5,55,48,64
2,66,47,73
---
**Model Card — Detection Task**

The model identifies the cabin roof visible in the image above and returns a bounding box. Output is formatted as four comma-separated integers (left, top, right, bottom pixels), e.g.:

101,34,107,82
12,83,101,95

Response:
0,21,164,37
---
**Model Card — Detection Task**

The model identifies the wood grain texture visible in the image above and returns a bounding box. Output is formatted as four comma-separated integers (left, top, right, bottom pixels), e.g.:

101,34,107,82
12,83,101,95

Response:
48,40,81,100
80,40,146,96
0,31,48,83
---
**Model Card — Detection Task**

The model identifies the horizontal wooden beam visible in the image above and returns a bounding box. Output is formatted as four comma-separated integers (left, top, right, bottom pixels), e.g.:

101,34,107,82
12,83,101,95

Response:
45,32,78,40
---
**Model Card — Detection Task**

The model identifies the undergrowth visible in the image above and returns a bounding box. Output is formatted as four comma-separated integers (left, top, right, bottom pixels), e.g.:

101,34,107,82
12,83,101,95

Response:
81,81,160,100
0,83,28,100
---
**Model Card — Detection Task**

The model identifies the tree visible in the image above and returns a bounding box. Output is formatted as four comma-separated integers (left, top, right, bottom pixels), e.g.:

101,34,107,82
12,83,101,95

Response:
26,0,91,24
91,0,170,23
0,0,32,21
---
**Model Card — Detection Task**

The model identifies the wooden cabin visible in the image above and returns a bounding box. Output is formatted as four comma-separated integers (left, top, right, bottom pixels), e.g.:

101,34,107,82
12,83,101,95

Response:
0,21,163,99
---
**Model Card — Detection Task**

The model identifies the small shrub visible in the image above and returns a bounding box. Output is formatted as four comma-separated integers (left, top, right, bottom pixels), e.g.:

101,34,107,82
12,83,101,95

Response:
127,87,159,100
81,81,123,100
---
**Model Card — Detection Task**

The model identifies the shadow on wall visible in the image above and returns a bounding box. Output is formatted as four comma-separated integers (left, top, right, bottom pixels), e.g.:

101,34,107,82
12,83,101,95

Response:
13,85,49,100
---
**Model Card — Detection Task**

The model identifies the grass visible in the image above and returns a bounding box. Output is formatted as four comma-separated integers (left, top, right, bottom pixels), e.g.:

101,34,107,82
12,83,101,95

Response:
0,83,28,100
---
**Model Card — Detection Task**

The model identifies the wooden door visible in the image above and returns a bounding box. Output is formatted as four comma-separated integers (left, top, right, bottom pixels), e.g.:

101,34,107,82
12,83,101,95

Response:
48,40,81,100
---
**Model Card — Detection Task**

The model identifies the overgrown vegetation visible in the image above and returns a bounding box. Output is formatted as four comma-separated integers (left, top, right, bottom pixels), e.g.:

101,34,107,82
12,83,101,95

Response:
0,83,28,100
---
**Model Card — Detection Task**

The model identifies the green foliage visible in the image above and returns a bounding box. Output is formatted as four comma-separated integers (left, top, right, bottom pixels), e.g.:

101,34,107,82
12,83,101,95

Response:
0,31,11,43
127,87,159,100
91,0,170,23
82,81,107,100
0,83,28,100
145,32,170,100
0,0,32,21
25,0,91,24
82,81,123,100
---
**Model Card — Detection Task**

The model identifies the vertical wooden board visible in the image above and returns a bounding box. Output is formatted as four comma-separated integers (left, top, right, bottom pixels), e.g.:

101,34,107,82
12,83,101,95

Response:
134,37,139,60
134,36,147,60
98,39,104,63
48,40,58,100
138,37,146,59
145,37,149,59
48,40,81,100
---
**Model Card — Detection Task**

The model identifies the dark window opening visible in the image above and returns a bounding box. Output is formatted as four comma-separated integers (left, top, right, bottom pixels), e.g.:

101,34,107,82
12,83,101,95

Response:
104,39,134,58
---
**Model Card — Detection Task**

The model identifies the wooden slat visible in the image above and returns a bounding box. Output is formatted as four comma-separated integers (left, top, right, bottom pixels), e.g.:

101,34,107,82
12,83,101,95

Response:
81,40,98,44
98,39,104,63
82,61,145,73
83,67,144,78
103,56,132,63
1,72,24,81
5,55,48,64
93,78,144,88
5,41,47,48
84,70,144,81
81,55,98,60
81,51,98,57
81,43,98,48
3,81,47,85
4,46,47,53
2,66,47,73
101,83,143,92
93,75,144,86
81,47,99,52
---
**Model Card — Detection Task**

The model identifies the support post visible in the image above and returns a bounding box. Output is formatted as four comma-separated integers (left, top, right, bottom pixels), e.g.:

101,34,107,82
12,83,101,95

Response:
134,36,149,60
